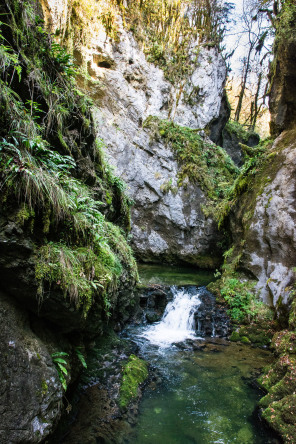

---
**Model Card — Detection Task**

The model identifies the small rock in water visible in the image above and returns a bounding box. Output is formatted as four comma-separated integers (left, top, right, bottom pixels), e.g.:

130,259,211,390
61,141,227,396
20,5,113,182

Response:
145,312,161,323
172,341,192,350
191,340,206,351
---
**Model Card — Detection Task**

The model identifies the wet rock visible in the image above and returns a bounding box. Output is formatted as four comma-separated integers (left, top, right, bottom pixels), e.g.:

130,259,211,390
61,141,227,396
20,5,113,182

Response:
62,385,132,444
173,341,194,351
137,284,231,338
191,286,230,338
145,312,161,323
185,339,207,351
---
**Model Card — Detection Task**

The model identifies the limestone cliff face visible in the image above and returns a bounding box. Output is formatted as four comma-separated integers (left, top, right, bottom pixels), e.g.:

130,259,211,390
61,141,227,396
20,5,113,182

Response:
41,0,227,266
92,35,226,265
230,130,296,308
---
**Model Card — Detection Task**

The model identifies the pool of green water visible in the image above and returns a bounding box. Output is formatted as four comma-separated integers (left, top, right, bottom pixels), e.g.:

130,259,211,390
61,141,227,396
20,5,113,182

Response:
125,337,276,444
138,264,215,287
126,266,276,443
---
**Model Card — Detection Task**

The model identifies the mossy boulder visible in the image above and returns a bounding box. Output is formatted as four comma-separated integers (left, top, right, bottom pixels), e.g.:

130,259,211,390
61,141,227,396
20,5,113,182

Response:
258,330,296,442
261,394,296,443
230,331,240,342
119,354,148,410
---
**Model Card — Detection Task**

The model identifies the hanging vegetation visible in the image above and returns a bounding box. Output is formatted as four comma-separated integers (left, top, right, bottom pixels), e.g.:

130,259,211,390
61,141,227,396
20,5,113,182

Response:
0,0,137,317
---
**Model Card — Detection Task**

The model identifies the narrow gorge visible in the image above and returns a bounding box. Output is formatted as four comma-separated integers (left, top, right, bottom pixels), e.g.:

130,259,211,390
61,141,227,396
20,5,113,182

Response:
0,0,296,443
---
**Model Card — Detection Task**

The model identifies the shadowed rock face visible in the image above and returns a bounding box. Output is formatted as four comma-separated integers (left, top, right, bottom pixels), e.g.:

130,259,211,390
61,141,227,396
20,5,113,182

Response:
0,293,63,443
269,39,296,137
222,128,259,167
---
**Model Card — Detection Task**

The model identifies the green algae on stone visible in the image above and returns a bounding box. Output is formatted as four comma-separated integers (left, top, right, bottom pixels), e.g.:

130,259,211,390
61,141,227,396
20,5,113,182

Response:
119,354,148,409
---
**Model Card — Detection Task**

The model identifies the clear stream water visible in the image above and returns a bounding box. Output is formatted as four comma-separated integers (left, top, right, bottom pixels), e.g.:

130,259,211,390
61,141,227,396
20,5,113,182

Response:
138,264,215,287
123,266,277,444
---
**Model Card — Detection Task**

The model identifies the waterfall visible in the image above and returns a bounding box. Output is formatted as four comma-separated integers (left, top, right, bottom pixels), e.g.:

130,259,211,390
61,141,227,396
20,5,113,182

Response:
141,286,201,347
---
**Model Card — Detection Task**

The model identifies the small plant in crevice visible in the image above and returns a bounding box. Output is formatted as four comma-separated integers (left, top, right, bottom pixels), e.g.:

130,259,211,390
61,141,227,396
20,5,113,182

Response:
75,348,87,369
160,177,178,195
51,352,69,391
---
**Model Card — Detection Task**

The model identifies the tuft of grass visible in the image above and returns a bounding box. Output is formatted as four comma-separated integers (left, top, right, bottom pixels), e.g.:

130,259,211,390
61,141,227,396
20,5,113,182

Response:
35,241,121,317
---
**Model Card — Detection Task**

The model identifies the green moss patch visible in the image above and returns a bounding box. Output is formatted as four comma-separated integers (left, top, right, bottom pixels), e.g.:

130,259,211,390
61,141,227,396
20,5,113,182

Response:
119,354,148,409
144,116,238,203
262,395,296,443
223,120,259,144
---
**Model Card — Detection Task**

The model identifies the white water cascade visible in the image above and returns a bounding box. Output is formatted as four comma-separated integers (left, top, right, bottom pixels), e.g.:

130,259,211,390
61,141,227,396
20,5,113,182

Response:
141,287,202,348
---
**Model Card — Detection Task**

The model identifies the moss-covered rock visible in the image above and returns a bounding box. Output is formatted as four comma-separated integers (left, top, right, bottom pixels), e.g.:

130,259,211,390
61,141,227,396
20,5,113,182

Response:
119,354,148,410
229,331,240,342
144,116,238,204
240,336,251,344
258,329,296,442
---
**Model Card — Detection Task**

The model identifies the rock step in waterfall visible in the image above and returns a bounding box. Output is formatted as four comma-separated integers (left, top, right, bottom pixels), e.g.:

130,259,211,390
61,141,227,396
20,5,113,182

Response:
138,286,230,348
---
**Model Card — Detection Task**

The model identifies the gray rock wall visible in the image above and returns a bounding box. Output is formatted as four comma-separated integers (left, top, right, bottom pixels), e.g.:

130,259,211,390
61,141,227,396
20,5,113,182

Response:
0,293,63,443
82,17,226,265
232,130,296,308
41,1,228,266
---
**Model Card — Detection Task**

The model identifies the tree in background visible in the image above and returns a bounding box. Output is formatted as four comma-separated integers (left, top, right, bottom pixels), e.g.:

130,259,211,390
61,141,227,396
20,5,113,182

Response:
226,0,275,134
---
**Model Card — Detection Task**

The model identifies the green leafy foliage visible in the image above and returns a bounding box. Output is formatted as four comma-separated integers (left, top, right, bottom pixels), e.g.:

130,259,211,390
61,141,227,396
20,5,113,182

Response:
50,42,77,78
75,348,87,369
209,243,273,325
0,0,137,319
52,352,69,391
220,278,257,322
